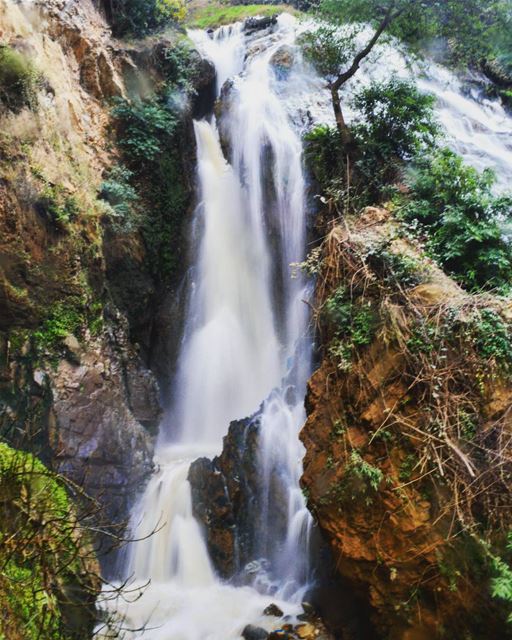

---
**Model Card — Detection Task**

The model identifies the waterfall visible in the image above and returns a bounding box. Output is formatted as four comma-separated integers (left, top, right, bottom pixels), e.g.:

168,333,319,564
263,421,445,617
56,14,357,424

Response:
99,16,315,640
99,13,512,640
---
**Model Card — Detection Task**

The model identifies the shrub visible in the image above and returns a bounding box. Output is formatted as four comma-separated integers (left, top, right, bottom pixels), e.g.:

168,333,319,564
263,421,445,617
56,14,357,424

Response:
37,183,80,229
0,442,97,639
323,286,377,370
304,80,437,210
490,533,512,623
351,79,438,202
111,90,191,280
111,97,177,162
107,0,186,37
304,124,346,200
401,148,512,291
100,165,140,232
0,45,39,112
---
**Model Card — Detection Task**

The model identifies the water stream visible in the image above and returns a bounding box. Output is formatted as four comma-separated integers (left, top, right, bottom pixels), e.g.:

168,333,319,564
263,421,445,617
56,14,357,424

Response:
99,13,512,640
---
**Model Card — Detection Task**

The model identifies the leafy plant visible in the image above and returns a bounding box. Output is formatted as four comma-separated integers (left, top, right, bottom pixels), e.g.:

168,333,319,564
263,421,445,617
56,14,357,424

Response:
0,442,97,639
106,0,186,37
401,148,512,291
351,79,438,202
304,80,437,209
490,533,512,623
0,45,40,112
365,242,424,289
37,183,80,229
469,308,512,371
349,450,384,492
323,286,377,370
100,165,140,232
111,97,177,162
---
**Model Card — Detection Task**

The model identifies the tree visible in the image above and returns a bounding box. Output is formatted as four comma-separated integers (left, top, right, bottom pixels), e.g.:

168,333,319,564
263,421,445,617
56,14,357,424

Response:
301,0,511,149
102,0,186,37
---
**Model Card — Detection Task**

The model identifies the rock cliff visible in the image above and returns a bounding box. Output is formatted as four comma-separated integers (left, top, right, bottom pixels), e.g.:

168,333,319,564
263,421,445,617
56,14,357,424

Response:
301,207,512,639
0,0,208,549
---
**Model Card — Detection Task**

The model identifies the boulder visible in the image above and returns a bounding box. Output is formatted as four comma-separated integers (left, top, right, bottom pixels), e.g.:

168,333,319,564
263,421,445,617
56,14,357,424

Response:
242,625,269,640
263,603,284,617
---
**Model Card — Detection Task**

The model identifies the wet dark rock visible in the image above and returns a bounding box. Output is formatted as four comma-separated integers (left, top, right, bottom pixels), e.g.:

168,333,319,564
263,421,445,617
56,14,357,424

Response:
189,415,262,578
189,408,291,579
263,603,284,617
242,624,269,640
267,631,292,640
297,601,316,621
244,15,278,36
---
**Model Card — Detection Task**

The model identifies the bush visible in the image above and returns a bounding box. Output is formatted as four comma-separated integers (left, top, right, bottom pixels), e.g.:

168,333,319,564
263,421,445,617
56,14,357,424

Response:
0,442,97,639
351,79,438,202
111,93,190,280
37,183,80,230
400,148,512,291
490,532,512,624
304,80,437,210
304,124,346,200
323,285,377,370
0,45,39,112
100,165,140,232
107,0,186,37
111,97,177,162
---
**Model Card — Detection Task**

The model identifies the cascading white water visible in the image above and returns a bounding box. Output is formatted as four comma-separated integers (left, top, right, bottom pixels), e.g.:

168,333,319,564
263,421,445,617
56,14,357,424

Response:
99,17,315,640
99,13,512,640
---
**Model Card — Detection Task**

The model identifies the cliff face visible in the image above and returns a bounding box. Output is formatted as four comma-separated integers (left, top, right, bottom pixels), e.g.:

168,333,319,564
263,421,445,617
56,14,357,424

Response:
301,207,512,639
0,0,208,545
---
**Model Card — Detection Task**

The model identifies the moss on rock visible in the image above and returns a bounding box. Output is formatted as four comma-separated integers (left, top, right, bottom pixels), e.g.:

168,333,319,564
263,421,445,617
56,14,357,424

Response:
0,443,100,640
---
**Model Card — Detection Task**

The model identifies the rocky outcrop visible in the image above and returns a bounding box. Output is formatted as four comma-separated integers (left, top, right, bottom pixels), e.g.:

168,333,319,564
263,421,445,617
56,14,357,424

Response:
301,208,512,639
188,415,262,579
48,315,159,533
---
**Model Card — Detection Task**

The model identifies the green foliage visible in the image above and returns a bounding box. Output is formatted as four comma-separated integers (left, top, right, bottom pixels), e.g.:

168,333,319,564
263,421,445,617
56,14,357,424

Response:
469,308,512,370
38,183,80,230
304,80,437,208
34,302,84,350
351,79,438,201
108,0,186,38
111,81,192,280
326,450,384,506
324,286,376,370
299,21,359,81
365,242,424,289
304,125,346,199
312,0,511,67
401,148,512,291
399,453,418,483
405,304,512,381
32,297,103,355
323,286,377,370
100,165,140,232
349,450,384,492
490,533,512,623
0,442,91,639
140,147,188,279
111,97,177,162
189,3,285,29
0,45,40,113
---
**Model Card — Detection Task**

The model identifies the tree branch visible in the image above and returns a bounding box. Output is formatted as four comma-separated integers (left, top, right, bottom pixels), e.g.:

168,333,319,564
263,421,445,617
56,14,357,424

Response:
332,2,402,90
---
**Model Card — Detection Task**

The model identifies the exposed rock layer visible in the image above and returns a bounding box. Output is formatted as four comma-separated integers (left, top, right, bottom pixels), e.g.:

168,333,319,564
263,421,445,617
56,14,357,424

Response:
301,208,512,639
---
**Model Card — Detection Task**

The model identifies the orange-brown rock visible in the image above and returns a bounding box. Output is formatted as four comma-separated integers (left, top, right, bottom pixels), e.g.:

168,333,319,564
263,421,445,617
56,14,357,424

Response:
301,210,512,639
